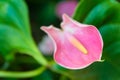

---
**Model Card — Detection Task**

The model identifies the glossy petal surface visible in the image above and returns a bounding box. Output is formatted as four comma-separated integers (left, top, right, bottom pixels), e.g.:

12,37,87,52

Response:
41,14,103,69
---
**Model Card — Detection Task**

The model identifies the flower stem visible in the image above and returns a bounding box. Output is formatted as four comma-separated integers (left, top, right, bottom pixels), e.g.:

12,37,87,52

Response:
20,42,48,66
0,66,46,78
30,40,48,66
30,51,48,66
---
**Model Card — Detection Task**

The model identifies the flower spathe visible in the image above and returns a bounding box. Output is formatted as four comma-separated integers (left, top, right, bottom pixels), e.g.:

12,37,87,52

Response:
41,14,103,69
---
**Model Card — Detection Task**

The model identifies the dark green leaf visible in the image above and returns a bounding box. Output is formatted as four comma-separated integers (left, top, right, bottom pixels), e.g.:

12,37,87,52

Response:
100,24,120,69
83,1,120,27
73,0,104,22
99,24,120,47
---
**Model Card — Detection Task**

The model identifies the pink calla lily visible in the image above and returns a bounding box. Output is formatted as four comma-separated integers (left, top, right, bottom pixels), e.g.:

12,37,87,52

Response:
41,14,103,69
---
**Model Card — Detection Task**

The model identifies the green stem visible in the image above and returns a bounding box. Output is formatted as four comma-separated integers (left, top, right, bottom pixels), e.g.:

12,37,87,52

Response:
0,66,46,78
30,40,48,66
20,42,48,66
20,35,48,66
30,51,48,66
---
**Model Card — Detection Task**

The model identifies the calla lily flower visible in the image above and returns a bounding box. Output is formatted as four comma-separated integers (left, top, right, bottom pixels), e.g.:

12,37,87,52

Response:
41,14,103,69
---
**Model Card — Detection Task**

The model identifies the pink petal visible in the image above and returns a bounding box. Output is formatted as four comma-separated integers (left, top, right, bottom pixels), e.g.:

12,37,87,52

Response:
40,14,103,69
56,1,78,18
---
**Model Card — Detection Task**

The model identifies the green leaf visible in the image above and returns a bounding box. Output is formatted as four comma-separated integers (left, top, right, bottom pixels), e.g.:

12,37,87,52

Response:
99,24,120,68
99,24,120,47
83,1,120,27
73,0,120,28
0,0,30,36
73,0,104,22
0,0,47,65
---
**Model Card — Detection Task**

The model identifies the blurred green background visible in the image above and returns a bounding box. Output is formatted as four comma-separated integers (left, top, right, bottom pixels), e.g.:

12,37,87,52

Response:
0,0,120,80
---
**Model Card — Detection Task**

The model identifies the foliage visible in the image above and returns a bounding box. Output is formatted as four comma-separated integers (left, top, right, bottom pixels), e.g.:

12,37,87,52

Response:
0,0,120,80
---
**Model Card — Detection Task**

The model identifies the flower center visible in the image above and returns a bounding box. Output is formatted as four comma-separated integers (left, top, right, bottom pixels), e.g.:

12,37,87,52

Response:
69,36,88,54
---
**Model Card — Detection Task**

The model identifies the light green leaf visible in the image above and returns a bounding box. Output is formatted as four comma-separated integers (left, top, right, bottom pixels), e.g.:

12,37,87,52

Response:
0,0,30,35
0,0,47,65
